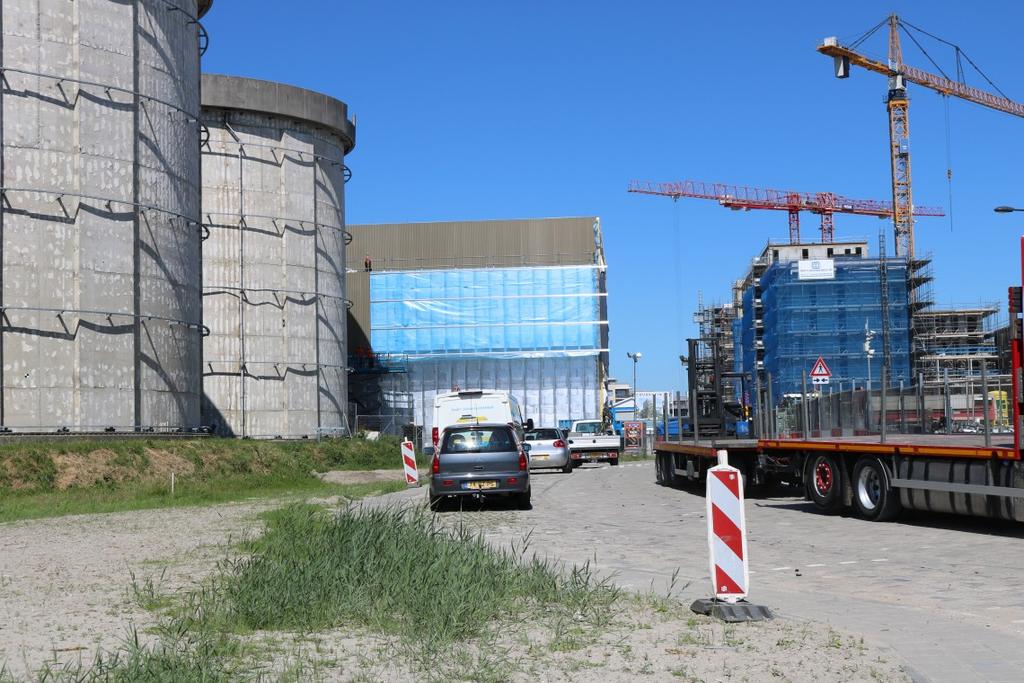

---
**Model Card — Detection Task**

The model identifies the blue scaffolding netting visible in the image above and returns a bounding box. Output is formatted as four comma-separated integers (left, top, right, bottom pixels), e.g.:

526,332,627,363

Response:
742,258,913,400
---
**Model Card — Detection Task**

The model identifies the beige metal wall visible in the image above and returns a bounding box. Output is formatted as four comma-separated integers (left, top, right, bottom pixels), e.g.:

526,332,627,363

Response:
347,217,601,271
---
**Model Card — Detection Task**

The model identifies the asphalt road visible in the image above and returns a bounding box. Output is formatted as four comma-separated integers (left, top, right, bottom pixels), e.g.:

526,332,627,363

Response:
387,461,1024,683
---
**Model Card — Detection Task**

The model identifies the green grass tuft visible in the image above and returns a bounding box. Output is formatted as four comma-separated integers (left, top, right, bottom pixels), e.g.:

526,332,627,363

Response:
190,503,620,648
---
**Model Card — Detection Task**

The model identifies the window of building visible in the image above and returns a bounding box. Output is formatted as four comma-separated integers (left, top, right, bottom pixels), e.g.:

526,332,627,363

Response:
772,249,779,261
855,247,862,255
827,248,834,257
801,248,809,259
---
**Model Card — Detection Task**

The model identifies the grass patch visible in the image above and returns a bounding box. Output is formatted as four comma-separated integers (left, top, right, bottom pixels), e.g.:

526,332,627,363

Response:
201,504,620,645
0,473,407,525
0,436,407,524
37,503,623,681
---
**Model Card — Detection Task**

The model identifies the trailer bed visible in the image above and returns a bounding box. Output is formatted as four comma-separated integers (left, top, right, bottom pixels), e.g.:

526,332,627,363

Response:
655,434,1016,460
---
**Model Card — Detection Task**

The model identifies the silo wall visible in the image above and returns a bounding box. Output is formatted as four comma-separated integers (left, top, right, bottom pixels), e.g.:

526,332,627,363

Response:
0,0,210,430
200,75,355,437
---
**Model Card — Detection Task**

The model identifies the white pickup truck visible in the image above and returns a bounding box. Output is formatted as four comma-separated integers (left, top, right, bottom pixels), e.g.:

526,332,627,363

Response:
567,420,623,467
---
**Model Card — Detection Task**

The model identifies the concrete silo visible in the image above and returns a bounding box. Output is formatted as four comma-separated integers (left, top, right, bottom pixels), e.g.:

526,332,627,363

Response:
0,0,213,431
200,75,356,437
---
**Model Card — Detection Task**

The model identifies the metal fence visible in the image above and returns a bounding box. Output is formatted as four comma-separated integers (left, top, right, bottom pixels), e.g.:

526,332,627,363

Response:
354,414,422,450
768,370,1012,446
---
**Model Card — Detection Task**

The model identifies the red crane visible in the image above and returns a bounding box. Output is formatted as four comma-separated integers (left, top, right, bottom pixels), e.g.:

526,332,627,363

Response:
628,179,944,244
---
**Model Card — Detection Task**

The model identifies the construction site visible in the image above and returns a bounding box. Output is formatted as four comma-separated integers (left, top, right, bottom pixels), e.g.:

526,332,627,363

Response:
8,4,1024,683
630,14,1013,440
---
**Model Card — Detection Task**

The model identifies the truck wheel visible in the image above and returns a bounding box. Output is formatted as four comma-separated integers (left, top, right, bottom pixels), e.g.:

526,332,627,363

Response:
516,487,532,510
852,457,902,522
806,454,844,513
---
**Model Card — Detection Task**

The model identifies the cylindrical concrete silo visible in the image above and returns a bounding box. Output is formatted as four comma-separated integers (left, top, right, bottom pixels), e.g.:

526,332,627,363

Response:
200,75,355,438
0,0,212,431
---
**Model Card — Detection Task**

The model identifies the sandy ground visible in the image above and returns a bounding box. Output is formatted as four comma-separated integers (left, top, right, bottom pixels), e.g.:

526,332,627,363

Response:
0,471,908,681
0,499,272,678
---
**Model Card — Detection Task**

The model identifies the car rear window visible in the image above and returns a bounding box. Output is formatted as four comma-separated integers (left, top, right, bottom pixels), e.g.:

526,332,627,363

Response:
441,427,517,454
525,429,560,440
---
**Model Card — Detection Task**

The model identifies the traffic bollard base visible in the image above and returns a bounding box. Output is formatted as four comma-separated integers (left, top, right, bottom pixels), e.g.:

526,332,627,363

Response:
690,598,774,623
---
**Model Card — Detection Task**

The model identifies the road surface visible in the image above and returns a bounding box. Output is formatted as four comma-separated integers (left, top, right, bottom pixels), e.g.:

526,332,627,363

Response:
386,461,1024,683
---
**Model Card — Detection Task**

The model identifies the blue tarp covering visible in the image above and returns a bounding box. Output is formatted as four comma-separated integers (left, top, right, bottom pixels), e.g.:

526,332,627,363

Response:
370,266,605,356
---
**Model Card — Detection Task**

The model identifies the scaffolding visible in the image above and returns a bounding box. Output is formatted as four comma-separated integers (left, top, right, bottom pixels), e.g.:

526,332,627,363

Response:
693,296,740,402
912,306,1000,384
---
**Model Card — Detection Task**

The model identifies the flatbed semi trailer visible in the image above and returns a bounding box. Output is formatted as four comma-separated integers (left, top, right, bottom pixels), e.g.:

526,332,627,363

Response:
654,237,1024,523
654,434,1023,521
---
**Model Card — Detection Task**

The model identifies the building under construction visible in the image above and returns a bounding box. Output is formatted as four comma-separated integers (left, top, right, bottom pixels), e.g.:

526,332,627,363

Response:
346,217,609,432
733,240,915,404
912,307,1000,385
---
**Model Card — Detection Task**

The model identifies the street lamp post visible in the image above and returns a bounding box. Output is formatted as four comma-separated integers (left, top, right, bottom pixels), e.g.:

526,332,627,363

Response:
864,324,875,390
626,352,642,419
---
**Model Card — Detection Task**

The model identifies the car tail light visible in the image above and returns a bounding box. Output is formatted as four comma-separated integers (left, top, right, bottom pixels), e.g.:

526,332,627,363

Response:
507,477,518,485
431,453,440,474
432,427,439,449
518,451,527,471
553,439,566,448
442,479,454,487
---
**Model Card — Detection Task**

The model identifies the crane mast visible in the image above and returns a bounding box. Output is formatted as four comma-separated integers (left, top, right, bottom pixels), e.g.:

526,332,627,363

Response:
820,13,1024,259
886,16,915,259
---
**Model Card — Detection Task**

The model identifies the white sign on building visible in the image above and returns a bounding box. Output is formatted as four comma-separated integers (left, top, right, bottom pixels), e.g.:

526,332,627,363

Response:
797,259,836,281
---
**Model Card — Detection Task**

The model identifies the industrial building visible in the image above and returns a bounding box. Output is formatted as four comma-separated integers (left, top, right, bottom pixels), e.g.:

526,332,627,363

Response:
346,217,609,432
0,0,213,431
734,241,913,403
199,75,356,438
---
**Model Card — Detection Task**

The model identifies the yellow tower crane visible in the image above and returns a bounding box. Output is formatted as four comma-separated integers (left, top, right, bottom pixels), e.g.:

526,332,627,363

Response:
819,14,1024,260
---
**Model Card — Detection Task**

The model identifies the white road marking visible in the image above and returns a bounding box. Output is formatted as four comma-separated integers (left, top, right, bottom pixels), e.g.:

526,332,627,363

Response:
806,563,826,567
769,566,791,571
839,560,858,565
871,558,889,563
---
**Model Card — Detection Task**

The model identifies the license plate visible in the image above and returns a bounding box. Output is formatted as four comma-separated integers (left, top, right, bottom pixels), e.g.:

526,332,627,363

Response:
463,480,497,490
533,455,549,460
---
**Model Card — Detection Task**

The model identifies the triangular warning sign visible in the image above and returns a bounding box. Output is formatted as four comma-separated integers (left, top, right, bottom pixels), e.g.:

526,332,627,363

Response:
810,356,831,377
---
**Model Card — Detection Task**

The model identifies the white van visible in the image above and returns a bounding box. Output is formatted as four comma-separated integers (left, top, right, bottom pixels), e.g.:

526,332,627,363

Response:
429,390,533,453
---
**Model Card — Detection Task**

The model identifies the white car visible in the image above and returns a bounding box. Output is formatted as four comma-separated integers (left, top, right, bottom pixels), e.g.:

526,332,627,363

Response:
429,390,533,454
523,428,572,473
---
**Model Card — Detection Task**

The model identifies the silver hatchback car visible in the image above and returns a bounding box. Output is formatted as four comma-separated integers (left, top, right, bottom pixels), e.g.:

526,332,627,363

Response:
429,424,532,510
524,428,572,473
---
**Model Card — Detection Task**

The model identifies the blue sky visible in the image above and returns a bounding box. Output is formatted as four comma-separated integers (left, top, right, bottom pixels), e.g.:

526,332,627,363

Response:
203,0,1024,393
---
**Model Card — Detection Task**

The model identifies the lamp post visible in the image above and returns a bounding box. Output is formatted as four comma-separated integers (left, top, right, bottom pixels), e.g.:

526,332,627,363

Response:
864,323,876,390
994,206,1024,213
626,352,642,419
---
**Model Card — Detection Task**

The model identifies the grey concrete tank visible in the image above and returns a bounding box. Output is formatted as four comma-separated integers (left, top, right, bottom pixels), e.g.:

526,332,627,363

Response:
0,0,212,431
200,75,355,438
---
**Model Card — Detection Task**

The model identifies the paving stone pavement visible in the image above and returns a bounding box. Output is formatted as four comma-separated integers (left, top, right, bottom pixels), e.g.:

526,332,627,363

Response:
391,461,1024,683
